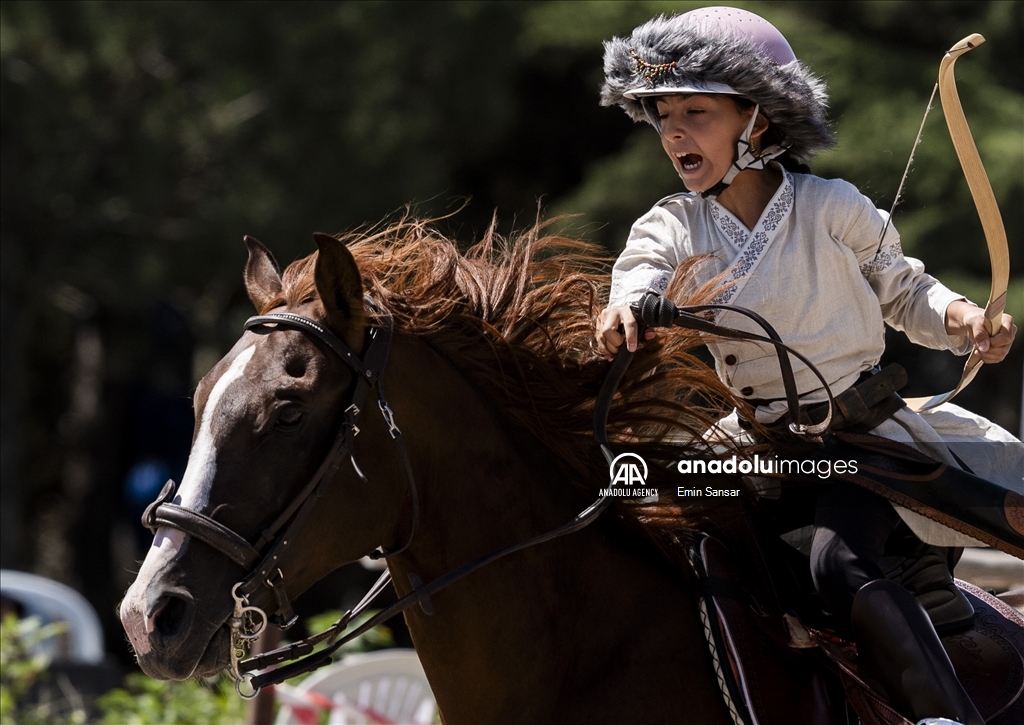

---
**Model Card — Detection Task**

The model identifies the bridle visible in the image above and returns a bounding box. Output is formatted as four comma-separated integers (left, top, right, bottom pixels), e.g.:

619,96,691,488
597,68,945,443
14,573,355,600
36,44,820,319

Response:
142,307,420,692
140,292,833,697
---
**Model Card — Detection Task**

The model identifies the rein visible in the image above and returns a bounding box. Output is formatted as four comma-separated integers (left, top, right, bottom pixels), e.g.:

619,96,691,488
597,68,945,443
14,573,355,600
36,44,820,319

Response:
141,292,832,697
632,293,837,436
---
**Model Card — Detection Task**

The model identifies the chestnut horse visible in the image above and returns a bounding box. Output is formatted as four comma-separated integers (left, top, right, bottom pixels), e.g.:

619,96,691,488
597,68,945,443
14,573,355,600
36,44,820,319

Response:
120,219,750,723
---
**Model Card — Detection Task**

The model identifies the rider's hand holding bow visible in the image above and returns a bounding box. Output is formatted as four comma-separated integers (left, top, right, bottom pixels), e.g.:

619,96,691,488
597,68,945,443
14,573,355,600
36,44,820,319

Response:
945,300,1017,364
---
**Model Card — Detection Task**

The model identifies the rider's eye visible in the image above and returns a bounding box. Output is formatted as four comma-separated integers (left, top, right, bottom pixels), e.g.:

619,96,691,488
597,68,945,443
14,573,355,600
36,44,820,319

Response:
277,406,303,428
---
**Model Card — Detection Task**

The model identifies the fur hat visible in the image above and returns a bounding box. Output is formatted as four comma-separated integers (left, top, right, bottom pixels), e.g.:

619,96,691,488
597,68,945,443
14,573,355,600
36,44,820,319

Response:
601,8,834,163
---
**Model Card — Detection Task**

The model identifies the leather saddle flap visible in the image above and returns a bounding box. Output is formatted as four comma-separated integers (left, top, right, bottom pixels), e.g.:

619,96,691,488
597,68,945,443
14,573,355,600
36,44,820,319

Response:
700,535,846,725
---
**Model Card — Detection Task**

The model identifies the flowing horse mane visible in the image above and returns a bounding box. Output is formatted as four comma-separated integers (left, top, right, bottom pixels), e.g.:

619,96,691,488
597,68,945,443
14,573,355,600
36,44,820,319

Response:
259,214,749,526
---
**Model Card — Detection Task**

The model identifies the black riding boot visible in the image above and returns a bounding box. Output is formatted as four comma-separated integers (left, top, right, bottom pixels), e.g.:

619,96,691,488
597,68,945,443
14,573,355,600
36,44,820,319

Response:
851,579,984,725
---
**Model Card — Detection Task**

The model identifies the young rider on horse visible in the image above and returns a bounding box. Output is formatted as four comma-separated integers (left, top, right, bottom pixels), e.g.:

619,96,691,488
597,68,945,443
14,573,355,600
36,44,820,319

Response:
594,8,1021,725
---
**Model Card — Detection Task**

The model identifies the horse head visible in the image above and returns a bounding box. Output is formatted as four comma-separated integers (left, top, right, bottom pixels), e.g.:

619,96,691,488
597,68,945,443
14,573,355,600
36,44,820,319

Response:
119,234,411,680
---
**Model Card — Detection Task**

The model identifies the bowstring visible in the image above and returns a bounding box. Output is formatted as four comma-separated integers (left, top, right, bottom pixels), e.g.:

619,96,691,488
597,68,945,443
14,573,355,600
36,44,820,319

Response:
874,82,940,257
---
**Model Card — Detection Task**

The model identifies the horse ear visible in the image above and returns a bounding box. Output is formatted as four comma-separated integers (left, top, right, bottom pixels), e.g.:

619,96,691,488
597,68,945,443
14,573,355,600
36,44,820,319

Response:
243,236,283,313
313,233,364,338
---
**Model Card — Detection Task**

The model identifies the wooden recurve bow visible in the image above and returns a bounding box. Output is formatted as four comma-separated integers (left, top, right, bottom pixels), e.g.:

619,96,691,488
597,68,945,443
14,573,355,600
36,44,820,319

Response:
906,33,1010,412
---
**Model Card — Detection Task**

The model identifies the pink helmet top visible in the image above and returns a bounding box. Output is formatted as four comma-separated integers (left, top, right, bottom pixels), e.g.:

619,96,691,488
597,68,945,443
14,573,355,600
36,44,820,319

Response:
681,6,796,66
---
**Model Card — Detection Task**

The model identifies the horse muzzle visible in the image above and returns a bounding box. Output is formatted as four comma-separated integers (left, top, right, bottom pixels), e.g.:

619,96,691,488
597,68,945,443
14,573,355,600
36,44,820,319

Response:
120,585,232,679
120,532,235,680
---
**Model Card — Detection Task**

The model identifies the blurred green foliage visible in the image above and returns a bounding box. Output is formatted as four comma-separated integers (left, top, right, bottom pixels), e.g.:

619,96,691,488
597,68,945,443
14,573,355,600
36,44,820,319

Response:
0,611,394,724
95,673,244,725
1,0,1021,672
1,614,86,725
5,2,1017,308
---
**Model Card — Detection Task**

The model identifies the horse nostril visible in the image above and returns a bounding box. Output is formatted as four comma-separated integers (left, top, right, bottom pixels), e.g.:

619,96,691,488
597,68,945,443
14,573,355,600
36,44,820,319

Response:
150,593,194,641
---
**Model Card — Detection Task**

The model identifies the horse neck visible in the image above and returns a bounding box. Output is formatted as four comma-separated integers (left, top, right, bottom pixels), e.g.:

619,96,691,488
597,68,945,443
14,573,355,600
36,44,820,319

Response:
381,335,732,724
383,333,589,566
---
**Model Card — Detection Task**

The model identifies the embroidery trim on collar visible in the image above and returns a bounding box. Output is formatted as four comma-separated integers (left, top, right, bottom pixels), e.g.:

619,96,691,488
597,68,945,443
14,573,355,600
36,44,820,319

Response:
709,203,748,251
710,169,795,306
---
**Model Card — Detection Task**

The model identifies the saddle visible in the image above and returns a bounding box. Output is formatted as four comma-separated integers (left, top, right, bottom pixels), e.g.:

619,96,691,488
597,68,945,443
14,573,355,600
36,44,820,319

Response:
645,513,1024,725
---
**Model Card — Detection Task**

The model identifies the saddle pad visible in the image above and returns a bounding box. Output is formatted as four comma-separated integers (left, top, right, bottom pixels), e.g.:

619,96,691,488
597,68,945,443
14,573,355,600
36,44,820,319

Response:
700,534,1024,725
948,580,1024,723
808,582,1024,725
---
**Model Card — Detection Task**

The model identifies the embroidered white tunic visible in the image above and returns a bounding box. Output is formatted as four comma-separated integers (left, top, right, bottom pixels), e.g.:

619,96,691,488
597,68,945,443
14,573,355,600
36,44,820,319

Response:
610,168,1024,545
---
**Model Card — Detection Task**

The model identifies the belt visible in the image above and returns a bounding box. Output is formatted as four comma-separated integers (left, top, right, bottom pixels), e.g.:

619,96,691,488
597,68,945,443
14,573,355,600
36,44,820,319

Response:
740,363,908,435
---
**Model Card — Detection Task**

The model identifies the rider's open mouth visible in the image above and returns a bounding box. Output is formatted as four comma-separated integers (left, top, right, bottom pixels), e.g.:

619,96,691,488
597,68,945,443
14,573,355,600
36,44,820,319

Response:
679,153,702,170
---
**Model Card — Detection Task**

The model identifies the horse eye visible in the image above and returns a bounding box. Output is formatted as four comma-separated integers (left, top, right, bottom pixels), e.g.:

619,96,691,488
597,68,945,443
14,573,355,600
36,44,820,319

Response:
277,406,304,428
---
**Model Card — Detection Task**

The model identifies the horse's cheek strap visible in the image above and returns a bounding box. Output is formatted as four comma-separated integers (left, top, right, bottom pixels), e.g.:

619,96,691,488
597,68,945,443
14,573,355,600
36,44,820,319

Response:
235,317,406,623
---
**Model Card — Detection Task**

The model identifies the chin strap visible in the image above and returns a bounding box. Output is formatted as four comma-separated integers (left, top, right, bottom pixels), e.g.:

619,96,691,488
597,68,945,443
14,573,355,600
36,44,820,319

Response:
701,104,792,198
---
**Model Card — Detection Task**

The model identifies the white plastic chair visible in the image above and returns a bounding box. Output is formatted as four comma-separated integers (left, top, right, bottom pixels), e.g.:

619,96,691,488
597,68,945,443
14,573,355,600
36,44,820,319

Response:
273,649,436,725
0,569,104,663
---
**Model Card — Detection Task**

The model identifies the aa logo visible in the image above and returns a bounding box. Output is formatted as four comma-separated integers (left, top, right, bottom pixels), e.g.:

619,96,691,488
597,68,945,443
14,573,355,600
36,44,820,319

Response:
609,452,648,488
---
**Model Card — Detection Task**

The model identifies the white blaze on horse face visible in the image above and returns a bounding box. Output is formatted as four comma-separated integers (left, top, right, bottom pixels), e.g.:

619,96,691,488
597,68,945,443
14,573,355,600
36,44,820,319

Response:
176,344,257,511
119,344,257,655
